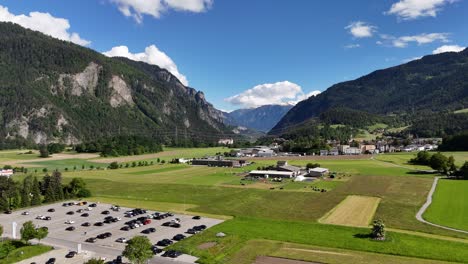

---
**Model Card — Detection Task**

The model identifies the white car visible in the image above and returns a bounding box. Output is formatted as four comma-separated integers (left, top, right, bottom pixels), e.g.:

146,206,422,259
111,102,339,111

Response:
22,211,30,215
116,237,127,243
86,207,93,211
65,220,75,224
36,215,45,220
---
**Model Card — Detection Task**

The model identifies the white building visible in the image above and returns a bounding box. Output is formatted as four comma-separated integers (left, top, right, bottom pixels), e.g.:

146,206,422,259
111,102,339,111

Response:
218,138,234,145
0,169,13,177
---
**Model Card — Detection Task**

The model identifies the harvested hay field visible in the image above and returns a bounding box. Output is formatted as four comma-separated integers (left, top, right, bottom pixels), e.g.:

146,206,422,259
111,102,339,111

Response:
254,256,321,264
320,195,381,227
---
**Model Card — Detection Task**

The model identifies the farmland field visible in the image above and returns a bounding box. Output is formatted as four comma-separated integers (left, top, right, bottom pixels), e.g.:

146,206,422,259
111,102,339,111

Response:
5,148,468,263
320,195,381,227
424,179,468,231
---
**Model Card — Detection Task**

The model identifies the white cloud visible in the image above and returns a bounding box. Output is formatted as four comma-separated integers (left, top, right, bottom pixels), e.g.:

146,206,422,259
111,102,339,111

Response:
110,0,212,23
0,5,90,46
224,81,320,108
379,33,449,48
103,45,189,86
344,44,361,49
387,0,456,20
345,21,376,38
432,44,465,54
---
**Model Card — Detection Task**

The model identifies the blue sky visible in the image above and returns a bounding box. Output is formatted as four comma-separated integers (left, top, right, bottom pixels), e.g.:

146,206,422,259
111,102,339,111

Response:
1,0,467,111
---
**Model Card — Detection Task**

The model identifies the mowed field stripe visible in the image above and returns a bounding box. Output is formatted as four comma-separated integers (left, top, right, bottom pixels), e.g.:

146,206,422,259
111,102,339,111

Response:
320,195,381,227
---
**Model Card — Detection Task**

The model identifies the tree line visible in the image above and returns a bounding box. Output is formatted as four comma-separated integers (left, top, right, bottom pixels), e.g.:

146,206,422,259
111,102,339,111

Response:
410,151,467,179
0,171,91,211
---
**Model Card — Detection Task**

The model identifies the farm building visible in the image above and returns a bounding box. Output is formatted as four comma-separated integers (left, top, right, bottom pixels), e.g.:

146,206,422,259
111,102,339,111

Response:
248,170,294,179
308,167,329,177
192,158,247,167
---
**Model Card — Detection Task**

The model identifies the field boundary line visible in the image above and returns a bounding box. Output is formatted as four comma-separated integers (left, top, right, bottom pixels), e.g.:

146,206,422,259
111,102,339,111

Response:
416,177,468,234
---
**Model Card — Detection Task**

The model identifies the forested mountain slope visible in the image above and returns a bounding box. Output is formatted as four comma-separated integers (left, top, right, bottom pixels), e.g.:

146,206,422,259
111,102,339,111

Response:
0,22,227,147
272,48,468,134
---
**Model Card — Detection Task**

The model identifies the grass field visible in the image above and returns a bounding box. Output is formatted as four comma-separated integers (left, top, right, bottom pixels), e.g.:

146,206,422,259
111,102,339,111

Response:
320,195,381,227
0,241,52,264
376,152,468,168
424,179,468,231
5,148,468,263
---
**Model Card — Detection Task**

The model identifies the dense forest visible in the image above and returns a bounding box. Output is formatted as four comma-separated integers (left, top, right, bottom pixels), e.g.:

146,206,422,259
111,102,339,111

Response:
0,22,229,149
75,136,163,157
438,132,468,151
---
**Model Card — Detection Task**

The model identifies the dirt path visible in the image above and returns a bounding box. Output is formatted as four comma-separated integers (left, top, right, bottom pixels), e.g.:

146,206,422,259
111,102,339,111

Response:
416,177,468,234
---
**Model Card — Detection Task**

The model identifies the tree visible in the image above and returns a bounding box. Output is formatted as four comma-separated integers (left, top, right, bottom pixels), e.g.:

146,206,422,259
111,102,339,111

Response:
456,161,468,180
0,224,3,237
20,221,37,242
447,156,457,174
84,258,105,264
39,145,50,158
430,153,449,174
35,227,48,242
122,236,153,264
30,177,42,206
109,162,119,169
68,178,86,196
21,176,33,207
371,219,386,240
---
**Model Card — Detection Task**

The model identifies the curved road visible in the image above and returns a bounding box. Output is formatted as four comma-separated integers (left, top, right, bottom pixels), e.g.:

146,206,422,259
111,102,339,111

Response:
416,177,468,234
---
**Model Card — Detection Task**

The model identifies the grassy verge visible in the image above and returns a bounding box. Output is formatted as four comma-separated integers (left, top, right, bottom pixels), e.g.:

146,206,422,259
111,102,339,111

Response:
0,241,52,264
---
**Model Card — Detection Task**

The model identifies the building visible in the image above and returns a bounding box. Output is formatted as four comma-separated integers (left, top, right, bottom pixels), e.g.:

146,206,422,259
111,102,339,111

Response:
256,149,275,157
0,169,13,177
320,150,328,156
308,167,329,177
360,145,376,154
218,138,234,145
248,170,294,179
339,145,350,154
344,147,361,155
329,148,339,156
192,158,246,167
276,161,302,177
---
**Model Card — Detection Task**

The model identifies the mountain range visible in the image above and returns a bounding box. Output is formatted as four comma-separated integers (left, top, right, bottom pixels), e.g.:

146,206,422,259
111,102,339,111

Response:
272,48,468,135
223,104,293,132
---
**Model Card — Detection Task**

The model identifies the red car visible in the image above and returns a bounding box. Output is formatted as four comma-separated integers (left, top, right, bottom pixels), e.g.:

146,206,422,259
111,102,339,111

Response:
144,219,151,225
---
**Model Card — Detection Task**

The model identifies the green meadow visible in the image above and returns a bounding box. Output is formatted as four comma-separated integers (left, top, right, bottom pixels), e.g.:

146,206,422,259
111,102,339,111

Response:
424,179,468,231
4,148,468,263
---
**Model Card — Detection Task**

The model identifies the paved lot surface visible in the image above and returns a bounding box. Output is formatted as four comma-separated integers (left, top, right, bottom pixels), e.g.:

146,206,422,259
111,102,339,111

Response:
0,201,224,263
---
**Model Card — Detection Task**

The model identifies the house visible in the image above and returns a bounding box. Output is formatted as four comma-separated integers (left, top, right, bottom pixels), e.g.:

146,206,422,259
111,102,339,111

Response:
248,170,294,179
218,138,234,145
256,149,275,157
329,148,339,156
339,145,350,154
344,147,361,155
276,161,302,176
0,169,13,177
360,144,376,154
308,167,329,177
320,150,328,156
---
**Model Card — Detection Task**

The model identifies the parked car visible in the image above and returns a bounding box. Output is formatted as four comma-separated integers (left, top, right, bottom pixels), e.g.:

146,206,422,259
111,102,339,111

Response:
81,213,89,217
65,220,75,224
143,219,151,225
186,229,199,235
94,222,104,226
76,209,84,213
65,226,76,231
85,237,97,243
45,258,56,264
151,246,163,254
193,225,207,231
3,210,12,214
116,237,127,243
120,226,130,231
141,227,156,234
82,222,91,227
66,211,75,215
156,239,173,247
65,251,77,258
47,208,55,212
162,250,182,258
192,215,201,220
89,203,97,207
45,216,52,221
173,234,186,241
101,210,110,215
21,211,29,215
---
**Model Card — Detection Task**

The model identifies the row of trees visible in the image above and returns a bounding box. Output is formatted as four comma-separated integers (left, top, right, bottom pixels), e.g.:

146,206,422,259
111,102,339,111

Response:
410,151,467,178
0,171,91,211
75,136,163,157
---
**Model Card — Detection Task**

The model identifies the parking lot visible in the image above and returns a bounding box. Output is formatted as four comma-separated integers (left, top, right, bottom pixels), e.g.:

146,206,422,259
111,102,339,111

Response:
0,201,224,263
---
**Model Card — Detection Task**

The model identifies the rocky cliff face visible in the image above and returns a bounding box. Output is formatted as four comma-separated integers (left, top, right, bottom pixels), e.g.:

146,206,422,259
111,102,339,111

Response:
0,22,228,146
224,104,293,132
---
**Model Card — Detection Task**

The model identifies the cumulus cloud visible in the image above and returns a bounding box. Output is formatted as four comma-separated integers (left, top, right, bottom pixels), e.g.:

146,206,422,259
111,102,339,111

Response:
345,21,376,38
432,44,465,54
103,45,189,86
224,81,320,108
0,5,90,46
387,0,456,20
110,0,213,23
379,33,449,48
